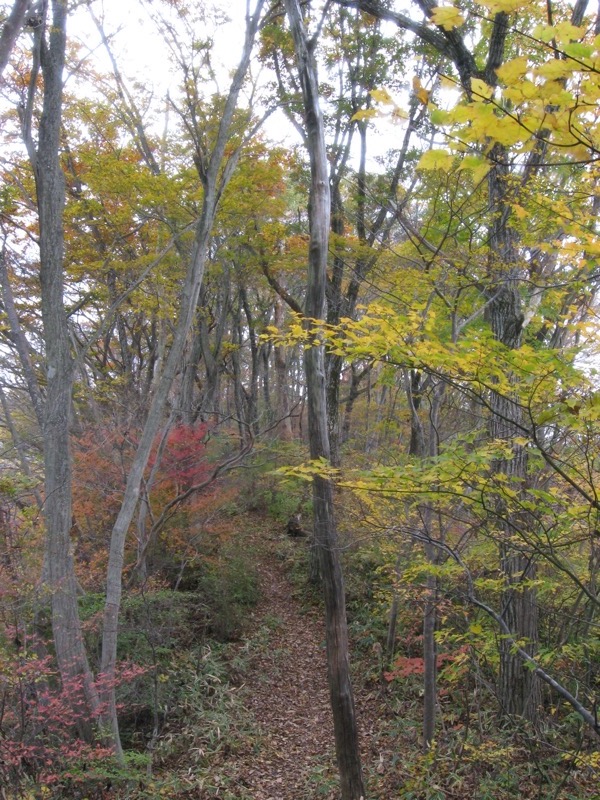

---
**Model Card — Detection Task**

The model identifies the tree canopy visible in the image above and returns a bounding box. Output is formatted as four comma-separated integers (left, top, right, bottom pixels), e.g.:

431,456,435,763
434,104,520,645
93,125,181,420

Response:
1,1,600,798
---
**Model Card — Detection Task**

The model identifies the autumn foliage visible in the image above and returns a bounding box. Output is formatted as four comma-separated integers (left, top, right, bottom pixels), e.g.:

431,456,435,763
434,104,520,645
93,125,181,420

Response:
0,649,145,790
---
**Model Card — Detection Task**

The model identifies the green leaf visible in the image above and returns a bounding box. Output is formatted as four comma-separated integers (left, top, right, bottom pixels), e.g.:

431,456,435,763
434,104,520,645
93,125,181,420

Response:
430,107,449,126
563,42,593,60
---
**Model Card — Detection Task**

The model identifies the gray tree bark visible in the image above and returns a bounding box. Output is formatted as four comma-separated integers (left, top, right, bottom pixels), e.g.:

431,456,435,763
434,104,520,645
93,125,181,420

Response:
486,152,541,722
0,0,30,79
284,2,365,797
273,298,294,439
34,0,101,733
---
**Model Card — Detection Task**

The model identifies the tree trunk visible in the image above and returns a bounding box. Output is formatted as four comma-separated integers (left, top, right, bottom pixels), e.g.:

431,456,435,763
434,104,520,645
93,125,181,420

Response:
198,277,230,422
487,154,541,723
404,369,442,749
273,298,293,439
0,0,30,78
178,322,204,426
35,0,100,733
422,551,437,749
284,2,365,797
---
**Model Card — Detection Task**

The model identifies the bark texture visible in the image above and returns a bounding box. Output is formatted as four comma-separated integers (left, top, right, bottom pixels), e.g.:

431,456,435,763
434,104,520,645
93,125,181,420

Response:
0,0,30,79
284,2,365,797
35,0,100,731
487,154,541,722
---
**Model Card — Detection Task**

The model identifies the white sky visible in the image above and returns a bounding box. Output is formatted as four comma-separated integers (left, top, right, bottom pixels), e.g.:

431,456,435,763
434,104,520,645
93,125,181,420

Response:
69,0,249,102
66,0,409,168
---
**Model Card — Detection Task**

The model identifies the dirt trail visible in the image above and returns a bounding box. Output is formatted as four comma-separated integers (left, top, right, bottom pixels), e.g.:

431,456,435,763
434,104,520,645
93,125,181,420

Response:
228,533,339,799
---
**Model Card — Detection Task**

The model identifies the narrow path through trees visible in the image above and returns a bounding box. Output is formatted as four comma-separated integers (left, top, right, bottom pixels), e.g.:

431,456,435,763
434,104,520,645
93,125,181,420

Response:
228,534,339,799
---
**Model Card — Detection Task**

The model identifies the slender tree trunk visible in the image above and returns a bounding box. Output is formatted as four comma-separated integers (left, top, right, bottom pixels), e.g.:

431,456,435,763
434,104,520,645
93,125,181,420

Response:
422,539,438,749
240,285,261,435
273,298,293,439
99,5,264,756
0,254,45,426
404,368,441,749
284,2,365,797
179,322,203,425
385,553,403,667
0,0,30,79
341,362,369,444
198,276,230,422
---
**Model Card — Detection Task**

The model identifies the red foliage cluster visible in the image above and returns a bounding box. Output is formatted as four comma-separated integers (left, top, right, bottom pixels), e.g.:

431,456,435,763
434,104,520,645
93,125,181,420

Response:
0,650,146,789
71,422,213,584
156,422,210,488
384,650,466,682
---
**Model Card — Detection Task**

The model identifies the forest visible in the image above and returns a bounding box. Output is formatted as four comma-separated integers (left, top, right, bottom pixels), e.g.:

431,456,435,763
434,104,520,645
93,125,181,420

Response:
0,0,600,797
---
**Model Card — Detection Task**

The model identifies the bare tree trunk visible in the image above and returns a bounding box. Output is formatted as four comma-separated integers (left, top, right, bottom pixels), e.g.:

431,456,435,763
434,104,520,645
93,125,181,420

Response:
404,368,441,749
0,0,30,79
273,298,293,439
35,0,100,732
284,2,365,797
422,539,437,749
198,277,230,422
385,552,404,667
487,154,541,723
240,285,261,436
179,323,204,425
341,362,369,444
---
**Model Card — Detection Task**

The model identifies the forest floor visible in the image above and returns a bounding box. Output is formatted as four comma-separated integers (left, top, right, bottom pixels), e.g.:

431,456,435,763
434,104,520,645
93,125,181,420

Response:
212,521,393,799
156,515,600,800
220,525,340,799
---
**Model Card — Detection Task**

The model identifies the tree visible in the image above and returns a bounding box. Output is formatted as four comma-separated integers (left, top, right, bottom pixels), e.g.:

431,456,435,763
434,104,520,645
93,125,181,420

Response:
328,0,580,726
0,0,30,79
283,1,366,797
98,0,267,756
23,0,101,733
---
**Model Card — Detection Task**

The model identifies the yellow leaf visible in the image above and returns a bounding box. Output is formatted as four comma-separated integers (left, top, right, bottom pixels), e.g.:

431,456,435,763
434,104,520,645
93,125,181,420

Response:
512,203,528,219
370,87,395,105
457,155,490,183
470,77,494,100
430,5,465,31
532,23,556,43
417,149,455,171
351,108,378,121
479,0,532,12
553,21,587,42
491,115,527,146
440,73,458,91
412,79,431,105
457,154,484,170
502,79,538,104
536,59,575,81
496,56,529,85
472,161,491,183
